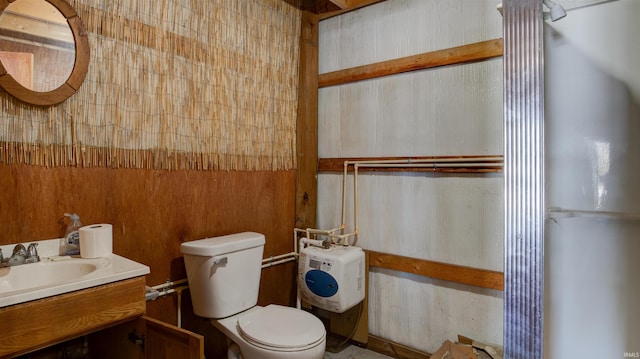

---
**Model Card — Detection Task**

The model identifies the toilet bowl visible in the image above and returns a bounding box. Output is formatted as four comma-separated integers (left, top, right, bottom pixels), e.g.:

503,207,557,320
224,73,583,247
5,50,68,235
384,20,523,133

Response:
213,305,326,359
180,232,327,359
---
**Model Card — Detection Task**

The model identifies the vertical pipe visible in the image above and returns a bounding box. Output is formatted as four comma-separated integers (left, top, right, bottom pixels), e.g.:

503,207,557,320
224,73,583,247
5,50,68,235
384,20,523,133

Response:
342,162,348,229
177,288,182,328
503,0,545,358
354,164,359,234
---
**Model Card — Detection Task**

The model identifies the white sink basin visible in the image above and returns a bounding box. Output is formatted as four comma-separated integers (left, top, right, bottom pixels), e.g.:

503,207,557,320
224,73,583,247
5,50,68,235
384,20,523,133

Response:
0,239,150,307
0,261,97,292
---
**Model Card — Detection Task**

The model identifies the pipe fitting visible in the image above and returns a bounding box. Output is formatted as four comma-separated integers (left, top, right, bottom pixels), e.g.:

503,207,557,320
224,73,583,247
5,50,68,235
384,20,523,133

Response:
145,287,160,301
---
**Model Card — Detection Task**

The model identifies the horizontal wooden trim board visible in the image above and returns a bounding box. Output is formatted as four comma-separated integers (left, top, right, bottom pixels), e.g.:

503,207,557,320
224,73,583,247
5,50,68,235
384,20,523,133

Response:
319,156,504,173
318,38,504,88
368,250,504,291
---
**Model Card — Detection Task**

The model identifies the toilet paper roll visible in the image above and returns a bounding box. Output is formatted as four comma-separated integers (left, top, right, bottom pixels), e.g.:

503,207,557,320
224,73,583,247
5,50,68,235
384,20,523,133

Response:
79,224,113,258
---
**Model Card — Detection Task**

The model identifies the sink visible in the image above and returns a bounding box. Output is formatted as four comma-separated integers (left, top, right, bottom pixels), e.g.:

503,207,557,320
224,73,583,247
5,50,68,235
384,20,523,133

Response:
0,239,150,307
0,261,98,292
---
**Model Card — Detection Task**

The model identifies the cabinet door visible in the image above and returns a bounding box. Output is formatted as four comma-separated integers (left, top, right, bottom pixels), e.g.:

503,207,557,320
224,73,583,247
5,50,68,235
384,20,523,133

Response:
144,316,204,359
88,316,203,359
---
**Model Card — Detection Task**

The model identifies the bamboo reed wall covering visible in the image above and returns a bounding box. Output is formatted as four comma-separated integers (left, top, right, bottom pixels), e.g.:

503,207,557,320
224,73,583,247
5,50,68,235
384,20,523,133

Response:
0,0,301,170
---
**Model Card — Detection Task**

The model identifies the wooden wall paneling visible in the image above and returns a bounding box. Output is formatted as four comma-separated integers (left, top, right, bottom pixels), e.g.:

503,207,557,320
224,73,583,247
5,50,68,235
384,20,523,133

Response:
295,10,319,230
0,164,298,326
318,38,504,88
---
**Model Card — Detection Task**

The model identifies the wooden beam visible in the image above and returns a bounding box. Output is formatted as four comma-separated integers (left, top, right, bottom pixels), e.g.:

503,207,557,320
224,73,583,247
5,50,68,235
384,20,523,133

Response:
319,156,504,173
328,0,349,8
368,250,504,291
319,0,386,19
295,10,319,229
319,38,503,88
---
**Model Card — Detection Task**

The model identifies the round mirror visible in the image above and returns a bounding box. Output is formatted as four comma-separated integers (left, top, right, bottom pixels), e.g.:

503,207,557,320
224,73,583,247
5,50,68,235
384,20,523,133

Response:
0,0,89,106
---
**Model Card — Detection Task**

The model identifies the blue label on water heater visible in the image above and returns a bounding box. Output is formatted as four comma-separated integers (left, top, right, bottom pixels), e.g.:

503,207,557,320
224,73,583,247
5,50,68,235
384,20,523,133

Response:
305,269,339,297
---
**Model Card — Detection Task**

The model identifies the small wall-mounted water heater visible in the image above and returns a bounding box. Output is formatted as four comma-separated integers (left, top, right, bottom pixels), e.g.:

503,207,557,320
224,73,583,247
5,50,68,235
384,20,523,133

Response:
298,243,365,313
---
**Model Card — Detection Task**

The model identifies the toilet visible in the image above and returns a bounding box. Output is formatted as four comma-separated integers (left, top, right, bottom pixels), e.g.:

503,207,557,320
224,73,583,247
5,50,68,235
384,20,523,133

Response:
181,232,326,359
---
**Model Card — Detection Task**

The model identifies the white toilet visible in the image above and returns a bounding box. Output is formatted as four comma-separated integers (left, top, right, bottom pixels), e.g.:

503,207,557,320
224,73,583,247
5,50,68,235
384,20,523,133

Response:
181,232,326,359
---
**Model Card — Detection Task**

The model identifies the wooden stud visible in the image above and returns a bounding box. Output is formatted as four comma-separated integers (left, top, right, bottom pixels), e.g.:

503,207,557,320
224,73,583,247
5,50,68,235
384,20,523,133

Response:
295,10,319,229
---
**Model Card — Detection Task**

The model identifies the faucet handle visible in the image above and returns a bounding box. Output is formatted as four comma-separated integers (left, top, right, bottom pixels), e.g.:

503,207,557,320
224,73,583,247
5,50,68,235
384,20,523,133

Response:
26,243,40,263
27,243,39,256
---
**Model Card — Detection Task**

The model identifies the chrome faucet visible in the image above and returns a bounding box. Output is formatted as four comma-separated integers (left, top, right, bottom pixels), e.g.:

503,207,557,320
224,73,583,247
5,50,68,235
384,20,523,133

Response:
0,243,40,267
8,244,27,266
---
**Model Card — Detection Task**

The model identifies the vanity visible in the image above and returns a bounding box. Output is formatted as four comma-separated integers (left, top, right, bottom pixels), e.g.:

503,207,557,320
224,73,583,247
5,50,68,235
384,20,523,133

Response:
0,239,149,358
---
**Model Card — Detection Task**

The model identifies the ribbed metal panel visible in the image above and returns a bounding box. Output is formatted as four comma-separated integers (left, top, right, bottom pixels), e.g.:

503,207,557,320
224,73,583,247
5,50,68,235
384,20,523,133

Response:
503,0,544,358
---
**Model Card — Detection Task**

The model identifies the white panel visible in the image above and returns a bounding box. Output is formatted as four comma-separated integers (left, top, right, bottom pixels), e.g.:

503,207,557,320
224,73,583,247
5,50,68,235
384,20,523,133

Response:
545,218,640,358
318,0,504,74
317,0,505,352
318,59,503,158
338,82,381,156
546,35,640,213
317,173,503,271
557,0,624,11
317,86,341,155
545,1,640,357
546,0,640,213
548,1,640,105
368,268,503,354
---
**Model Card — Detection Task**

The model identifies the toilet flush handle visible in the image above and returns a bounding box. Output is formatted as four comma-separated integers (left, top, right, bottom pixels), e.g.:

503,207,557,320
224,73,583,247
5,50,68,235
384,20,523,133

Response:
212,256,228,266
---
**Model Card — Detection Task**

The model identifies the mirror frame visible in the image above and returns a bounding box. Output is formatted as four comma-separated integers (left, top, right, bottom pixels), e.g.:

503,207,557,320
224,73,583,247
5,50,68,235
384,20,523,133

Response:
0,0,89,106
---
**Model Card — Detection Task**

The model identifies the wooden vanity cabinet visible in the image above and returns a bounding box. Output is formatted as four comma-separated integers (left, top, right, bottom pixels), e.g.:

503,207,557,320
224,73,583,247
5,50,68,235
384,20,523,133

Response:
0,277,203,359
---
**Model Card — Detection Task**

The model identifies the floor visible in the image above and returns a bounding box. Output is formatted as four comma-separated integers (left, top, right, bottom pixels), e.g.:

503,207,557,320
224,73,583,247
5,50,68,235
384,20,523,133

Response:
324,344,393,359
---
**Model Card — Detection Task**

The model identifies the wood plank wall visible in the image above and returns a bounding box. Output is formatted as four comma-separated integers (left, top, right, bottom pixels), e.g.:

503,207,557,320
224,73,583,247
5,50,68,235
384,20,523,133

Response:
0,164,297,357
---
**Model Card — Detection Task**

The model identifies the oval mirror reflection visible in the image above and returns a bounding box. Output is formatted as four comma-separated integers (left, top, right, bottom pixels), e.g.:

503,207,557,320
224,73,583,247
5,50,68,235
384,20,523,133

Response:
0,0,75,92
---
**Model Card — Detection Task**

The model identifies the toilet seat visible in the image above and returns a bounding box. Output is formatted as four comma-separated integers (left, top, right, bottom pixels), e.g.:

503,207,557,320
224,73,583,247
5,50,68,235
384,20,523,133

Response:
237,304,326,352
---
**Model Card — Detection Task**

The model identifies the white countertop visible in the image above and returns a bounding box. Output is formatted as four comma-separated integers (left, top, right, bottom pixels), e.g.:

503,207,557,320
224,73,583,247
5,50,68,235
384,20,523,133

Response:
0,239,150,308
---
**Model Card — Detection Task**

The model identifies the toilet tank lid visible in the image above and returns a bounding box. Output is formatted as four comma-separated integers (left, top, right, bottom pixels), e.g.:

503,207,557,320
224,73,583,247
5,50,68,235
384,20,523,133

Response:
180,232,265,256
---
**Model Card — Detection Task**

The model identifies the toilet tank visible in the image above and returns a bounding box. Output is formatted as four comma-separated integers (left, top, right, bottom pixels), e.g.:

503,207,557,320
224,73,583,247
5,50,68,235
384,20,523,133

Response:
181,232,265,318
